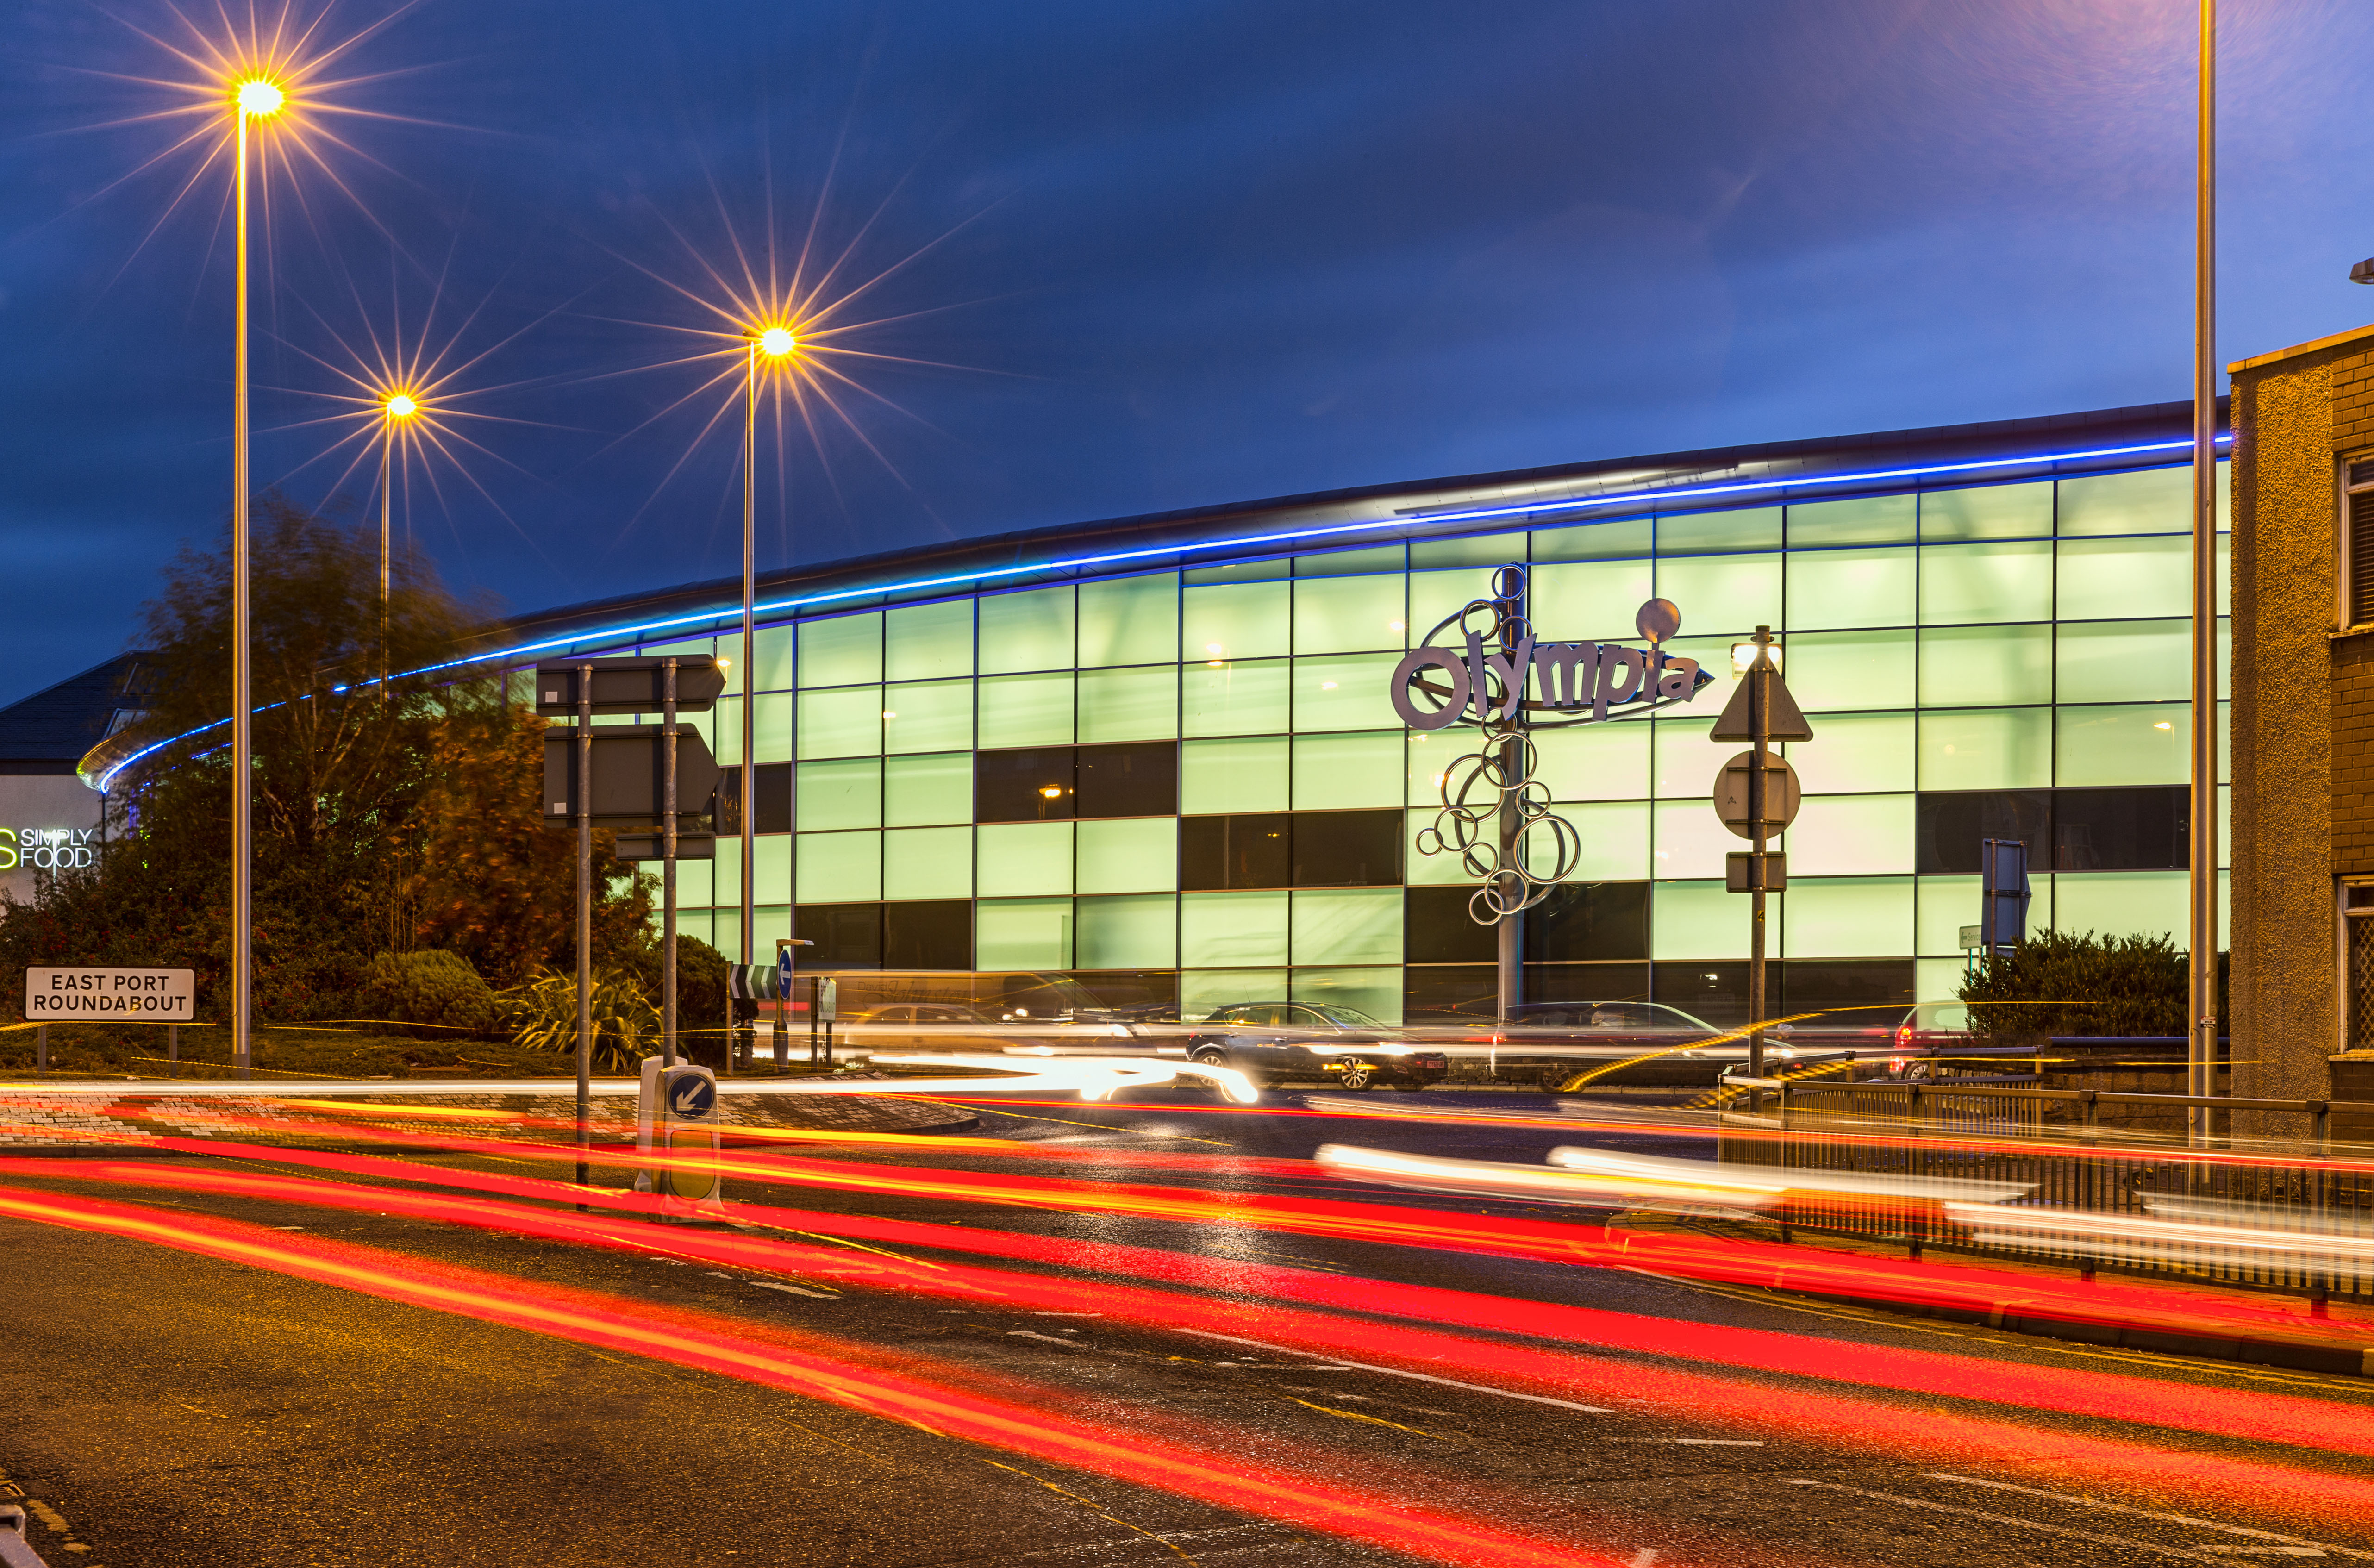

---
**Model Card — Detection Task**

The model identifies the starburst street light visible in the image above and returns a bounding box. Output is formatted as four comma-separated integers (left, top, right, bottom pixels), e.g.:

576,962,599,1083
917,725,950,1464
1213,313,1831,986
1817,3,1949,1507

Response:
736,319,800,1054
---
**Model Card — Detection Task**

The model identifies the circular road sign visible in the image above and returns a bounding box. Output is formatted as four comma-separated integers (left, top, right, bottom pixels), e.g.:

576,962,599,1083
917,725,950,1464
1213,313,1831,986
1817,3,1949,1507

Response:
1712,750,1802,839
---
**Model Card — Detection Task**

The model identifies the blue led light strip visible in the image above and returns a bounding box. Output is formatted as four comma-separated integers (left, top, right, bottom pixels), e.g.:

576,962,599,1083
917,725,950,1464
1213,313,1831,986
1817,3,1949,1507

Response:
91,431,2230,792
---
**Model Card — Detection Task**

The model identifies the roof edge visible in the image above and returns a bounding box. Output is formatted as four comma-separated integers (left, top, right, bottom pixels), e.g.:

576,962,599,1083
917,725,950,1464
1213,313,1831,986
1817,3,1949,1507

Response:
2229,321,2374,376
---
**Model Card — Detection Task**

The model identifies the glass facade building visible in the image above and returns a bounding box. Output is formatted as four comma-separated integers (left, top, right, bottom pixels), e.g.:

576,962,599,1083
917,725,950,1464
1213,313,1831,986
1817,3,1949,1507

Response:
508,405,2231,1026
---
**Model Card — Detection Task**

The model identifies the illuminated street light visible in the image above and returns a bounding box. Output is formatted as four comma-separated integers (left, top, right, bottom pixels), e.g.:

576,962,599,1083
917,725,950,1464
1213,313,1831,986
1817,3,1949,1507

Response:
739,324,800,1048
380,389,420,606
229,69,287,1081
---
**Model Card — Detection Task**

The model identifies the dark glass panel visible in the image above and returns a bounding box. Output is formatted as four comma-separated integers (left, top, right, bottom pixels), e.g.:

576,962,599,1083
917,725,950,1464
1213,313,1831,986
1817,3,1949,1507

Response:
1653,961,1750,1029
1290,809,1403,887
1916,790,2051,875
1401,964,1497,1023
976,747,1077,822
793,903,884,968
1780,959,1917,1026
1075,742,1178,819
1405,886,1495,964
1522,961,1652,1008
1524,881,1651,962
711,764,793,836
1178,813,1291,890
882,900,971,969
2054,786,2188,870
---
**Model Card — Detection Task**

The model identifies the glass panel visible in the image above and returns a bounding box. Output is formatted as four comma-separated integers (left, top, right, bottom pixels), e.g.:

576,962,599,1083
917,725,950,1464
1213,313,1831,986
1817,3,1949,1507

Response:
2057,535,2187,619
754,834,792,905
1916,874,1982,955
1781,712,1913,793
2057,618,2187,703
1921,481,2052,541
1532,721,1650,802
1656,506,1780,555
1567,799,1651,881
1914,956,1968,1006
1784,793,1914,875
749,626,795,692
1077,666,1178,743
1182,658,1291,737
1182,968,1288,1019
883,751,972,825
1077,893,1177,969
882,825,972,900
885,600,974,682
976,897,1073,969
882,679,972,754
978,672,1074,749
1291,967,1403,1025
752,692,798,762
1656,553,1781,635
1409,530,1526,568
794,830,879,903
1076,817,1177,894
1784,548,1916,631
796,687,882,758
1405,808,1469,887
1185,558,1290,585
1293,575,1406,655
1650,799,1734,881
1290,887,1401,965
976,820,1073,897
1181,890,1290,967
797,757,880,831
1917,708,2051,790
1531,515,1653,562
1406,568,1500,646
978,587,1076,674
679,859,714,907
2055,704,2189,787
1527,561,1655,642
1293,731,1403,810
1782,875,1912,958
2053,870,2187,943
2058,466,2187,537
1079,574,1178,667
1787,628,1917,713
1293,653,1402,731
797,613,882,687
1182,581,1291,662
1919,540,2053,624
1183,736,1289,814
1651,879,1777,960
1651,716,1737,799
1788,494,1915,547
1294,545,1405,577
1919,625,2051,707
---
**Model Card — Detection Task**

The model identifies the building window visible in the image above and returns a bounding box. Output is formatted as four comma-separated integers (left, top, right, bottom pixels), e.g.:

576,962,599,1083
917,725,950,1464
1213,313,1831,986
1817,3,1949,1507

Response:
2345,457,2374,628
2344,883,2374,1051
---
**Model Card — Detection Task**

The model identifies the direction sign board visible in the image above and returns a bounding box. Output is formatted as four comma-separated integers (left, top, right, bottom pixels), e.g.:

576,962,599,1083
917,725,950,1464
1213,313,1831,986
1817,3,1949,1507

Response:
26,967,194,1021
1712,751,1803,838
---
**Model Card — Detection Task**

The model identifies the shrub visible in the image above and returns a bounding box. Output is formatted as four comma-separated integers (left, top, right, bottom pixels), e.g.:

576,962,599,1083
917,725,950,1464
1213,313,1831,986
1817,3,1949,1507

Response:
620,933,731,1049
1958,930,2226,1042
503,967,658,1073
362,949,502,1036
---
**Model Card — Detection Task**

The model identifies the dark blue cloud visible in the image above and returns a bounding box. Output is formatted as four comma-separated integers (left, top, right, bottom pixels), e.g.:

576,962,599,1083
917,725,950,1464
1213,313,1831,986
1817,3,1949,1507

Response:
4,0,2371,693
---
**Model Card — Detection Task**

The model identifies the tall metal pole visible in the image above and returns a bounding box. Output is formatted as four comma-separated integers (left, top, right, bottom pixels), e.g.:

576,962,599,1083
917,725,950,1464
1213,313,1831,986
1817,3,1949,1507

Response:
1494,569,1526,1021
1747,626,1772,1082
575,662,593,1198
741,345,758,1029
663,658,679,1068
2188,0,2220,1144
380,416,393,696
231,106,254,1081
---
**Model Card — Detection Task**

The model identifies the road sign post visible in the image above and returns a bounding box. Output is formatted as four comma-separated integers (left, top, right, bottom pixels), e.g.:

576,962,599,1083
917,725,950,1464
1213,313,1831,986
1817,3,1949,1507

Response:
636,1056,724,1220
575,662,591,1196
1710,626,1814,1081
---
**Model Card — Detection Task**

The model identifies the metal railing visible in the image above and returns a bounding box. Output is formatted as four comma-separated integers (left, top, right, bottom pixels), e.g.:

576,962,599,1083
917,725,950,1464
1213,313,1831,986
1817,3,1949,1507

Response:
1719,1076,2374,1302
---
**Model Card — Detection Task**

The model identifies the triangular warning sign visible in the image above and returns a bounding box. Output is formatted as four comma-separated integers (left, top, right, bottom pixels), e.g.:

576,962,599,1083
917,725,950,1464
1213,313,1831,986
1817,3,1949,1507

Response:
1710,670,1814,742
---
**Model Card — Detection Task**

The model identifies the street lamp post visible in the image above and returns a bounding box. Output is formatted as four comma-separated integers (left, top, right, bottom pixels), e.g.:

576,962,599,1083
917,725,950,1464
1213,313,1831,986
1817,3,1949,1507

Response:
2189,0,2220,1144
379,391,416,681
231,75,284,1081
740,325,795,1065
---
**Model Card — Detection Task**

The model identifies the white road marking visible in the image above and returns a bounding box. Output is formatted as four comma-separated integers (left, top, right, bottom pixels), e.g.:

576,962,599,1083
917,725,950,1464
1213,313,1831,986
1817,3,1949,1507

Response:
1783,1479,2319,1562
1008,1331,1090,1348
1924,1474,2368,1560
1169,1327,1615,1414
749,1280,835,1299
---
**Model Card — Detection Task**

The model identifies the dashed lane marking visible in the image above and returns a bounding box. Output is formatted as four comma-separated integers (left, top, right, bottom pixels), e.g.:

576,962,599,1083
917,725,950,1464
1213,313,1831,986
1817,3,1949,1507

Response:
1924,1474,2370,1560
1783,1478,2323,1562
1168,1327,1615,1414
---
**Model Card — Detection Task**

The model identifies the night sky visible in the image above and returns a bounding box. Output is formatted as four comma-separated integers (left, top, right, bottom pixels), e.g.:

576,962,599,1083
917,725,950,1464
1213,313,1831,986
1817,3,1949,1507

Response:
5,0,2373,694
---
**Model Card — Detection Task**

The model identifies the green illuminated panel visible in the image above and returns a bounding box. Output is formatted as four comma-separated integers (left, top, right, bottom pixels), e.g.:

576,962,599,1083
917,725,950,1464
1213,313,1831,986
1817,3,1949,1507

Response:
1407,567,1500,644
797,613,882,688
978,587,1076,674
885,600,974,682
753,692,797,762
976,897,1073,969
1781,712,1914,793
1077,893,1177,968
1181,890,1289,967
1651,879,1777,960
1651,798,1734,881
1079,575,1179,667
1918,540,2053,624
1182,659,1291,737
1918,625,2051,707
977,672,1075,748
1528,559,1655,642
754,834,791,905
1410,530,1525,569
750,626,795,692
1532,720,1651,802
882,680,972,754
1920,481,2052,542
2054,870,2187,943
1290,967,1402,1025
1181,969,1287,1019
1656,553,1781,635
2057,468,2186,537
1077,665,1179,743
1787,494,1915,547
1294,545,1406,577
1565,800,1651,881
1785,548,1916,631
795,830,880,903
1657,507,1780,555
1782,876,1913,959
1183,735,1289,814
1651,716,1737,799
1917,708,2050,790
1293,653,1402,731
1531,515,1653,562
1785,628,1917,713
1915,875,1983,956
1182,581,1291,661
1292,731,1404,810
2058,536,2187,619
2056,619,2187,703
2055,704,2188,787
976,820,1073,897
1785,793,1914,875
797,757,881,831
882,825,972,899
795,687,881,758
1405,809,1468,887
1293,575,1406,655
1076,817,1177,895
1290,887,1401,965
883,752,972,825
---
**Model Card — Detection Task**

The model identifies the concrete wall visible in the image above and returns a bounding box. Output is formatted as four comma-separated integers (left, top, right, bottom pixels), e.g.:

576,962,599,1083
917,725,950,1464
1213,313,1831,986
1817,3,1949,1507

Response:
2230,325,2374,1101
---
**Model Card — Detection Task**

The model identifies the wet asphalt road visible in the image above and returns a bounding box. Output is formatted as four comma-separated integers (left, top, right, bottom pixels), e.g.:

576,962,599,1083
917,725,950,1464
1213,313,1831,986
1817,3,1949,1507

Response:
0,1087,2370,1567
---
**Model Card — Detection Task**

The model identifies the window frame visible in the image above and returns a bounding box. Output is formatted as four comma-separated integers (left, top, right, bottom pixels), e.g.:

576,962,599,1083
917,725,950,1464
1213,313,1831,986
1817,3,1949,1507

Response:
2342,454,2374,631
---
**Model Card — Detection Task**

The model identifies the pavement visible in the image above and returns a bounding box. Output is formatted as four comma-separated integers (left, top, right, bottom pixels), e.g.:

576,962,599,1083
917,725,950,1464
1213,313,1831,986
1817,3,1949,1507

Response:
0,1086,2370,1566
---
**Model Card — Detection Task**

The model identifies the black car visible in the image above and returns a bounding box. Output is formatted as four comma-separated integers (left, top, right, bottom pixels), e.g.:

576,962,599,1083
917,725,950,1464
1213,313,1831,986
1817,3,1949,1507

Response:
1184,1003,1449,1090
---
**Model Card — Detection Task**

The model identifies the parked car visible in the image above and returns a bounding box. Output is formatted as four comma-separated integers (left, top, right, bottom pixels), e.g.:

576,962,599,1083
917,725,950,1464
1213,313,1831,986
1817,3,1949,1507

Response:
1184,1003,1449,1090
1886,1001,1974,1077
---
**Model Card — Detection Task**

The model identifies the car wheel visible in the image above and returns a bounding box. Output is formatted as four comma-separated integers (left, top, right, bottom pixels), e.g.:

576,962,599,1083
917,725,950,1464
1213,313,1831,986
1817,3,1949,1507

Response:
1190,1046,1230,1068
1540,1069,1569,1094
1336,1062,1374,1090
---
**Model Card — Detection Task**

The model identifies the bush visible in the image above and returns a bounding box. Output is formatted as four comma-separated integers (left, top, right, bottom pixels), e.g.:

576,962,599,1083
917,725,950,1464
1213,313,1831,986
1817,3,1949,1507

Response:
361,949,502,1036
620,933,731,1049
1958,930,2226,1042
503,967,658,1073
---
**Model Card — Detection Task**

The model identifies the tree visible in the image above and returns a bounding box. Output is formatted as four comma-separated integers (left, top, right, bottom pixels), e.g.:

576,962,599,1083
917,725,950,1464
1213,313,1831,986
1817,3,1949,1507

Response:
1958,930,2227,1042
